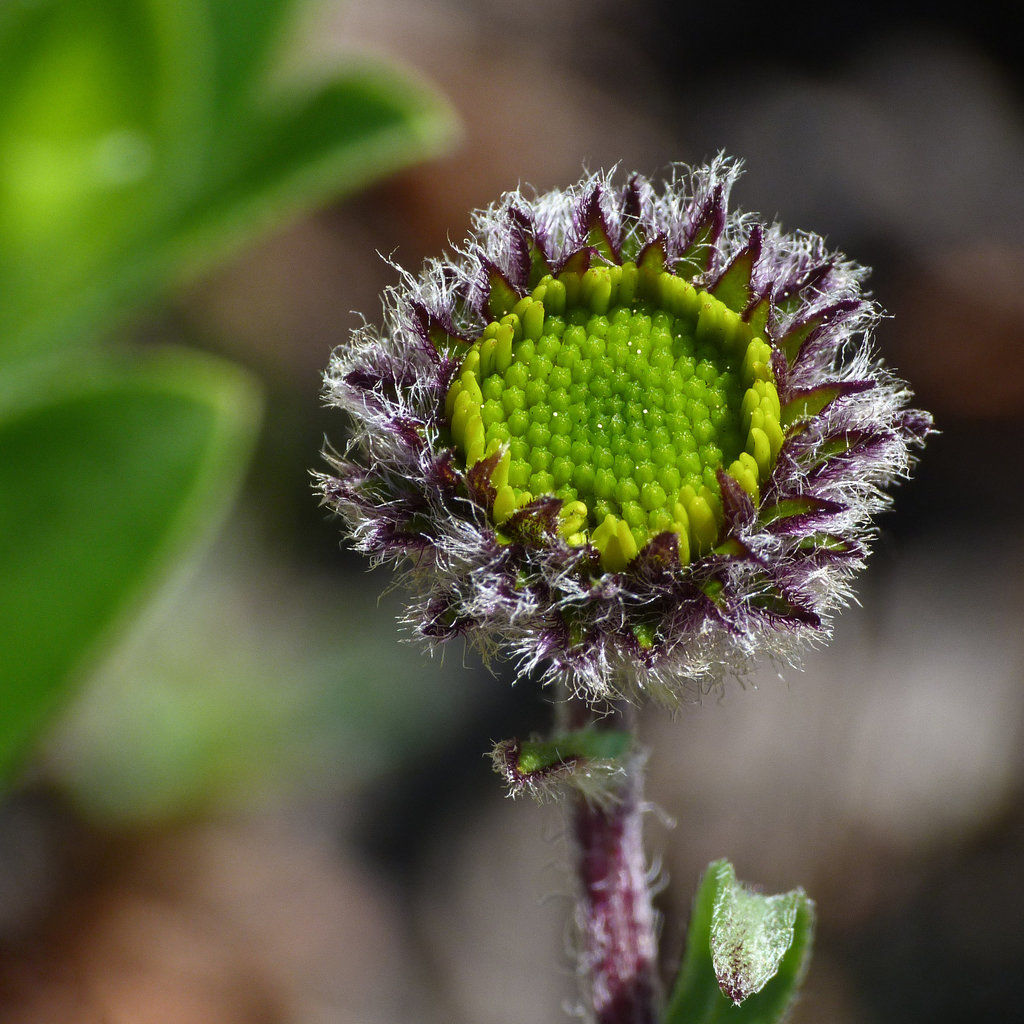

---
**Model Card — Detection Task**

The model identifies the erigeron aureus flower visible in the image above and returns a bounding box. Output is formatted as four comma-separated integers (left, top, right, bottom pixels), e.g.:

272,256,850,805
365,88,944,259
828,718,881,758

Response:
319,158,930,703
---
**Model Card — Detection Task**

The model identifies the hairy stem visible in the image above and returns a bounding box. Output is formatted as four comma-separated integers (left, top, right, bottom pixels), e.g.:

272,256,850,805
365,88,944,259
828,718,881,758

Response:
570,705,660,1024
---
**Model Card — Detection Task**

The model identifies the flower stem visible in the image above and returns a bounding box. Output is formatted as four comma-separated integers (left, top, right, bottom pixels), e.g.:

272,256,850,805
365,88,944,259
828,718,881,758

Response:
570,706,660,1024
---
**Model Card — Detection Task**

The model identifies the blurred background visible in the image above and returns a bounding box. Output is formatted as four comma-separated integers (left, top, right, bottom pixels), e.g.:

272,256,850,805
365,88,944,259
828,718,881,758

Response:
1,1,1022,1021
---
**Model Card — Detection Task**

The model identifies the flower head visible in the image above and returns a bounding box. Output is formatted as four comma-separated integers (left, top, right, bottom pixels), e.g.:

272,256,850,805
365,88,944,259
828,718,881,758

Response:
319,158,931,703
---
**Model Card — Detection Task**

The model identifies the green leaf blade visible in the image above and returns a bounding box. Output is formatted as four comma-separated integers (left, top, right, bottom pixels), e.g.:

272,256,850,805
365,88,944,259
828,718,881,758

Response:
0,0,216,358
172,62,460,274
712,862,802,1004
0,348,260,782
203,0,295,120
664,860,815,1024
0,2,457,359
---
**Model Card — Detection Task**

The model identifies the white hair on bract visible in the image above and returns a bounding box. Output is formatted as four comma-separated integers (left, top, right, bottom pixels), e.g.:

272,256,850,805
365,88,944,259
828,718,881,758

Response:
318,159,931,705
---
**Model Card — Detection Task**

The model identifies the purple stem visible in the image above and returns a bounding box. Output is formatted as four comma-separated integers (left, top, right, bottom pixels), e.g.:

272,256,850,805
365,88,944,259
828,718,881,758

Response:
572,756,660,1024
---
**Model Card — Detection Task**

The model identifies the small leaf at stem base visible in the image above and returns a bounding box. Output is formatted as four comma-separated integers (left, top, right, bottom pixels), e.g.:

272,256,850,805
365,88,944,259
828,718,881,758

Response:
663,859,815,1024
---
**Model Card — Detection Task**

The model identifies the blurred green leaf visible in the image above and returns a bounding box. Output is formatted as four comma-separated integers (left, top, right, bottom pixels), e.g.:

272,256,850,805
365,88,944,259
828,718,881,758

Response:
0,0,457,358
165,61,458,282
0,0,214,355
202,0,295,121
0,348,260,780
664,860,815,1024
0,0,456,789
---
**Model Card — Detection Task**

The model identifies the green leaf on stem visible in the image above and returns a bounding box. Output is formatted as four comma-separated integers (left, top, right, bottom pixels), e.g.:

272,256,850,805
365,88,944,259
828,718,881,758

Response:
490,728,632,802
515,729,632,773
663,859,815,1024
0,347,260,782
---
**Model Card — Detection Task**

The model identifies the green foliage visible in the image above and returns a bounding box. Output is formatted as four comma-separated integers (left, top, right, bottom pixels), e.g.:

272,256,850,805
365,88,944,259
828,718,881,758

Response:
514,729,632,773
0,349,259,779
663,860,815,1024
0,0,457,358
0,0,456,784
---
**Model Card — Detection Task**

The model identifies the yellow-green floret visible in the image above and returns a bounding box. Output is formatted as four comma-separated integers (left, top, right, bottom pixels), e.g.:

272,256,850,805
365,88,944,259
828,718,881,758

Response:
446,262,785,571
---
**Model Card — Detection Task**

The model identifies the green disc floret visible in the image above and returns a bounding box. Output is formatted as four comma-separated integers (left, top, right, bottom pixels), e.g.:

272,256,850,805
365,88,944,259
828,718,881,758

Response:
445,261,784,571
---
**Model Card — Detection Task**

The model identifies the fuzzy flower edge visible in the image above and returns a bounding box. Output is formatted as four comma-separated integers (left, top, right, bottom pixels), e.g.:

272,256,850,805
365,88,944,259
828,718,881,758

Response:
318,158,931,704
